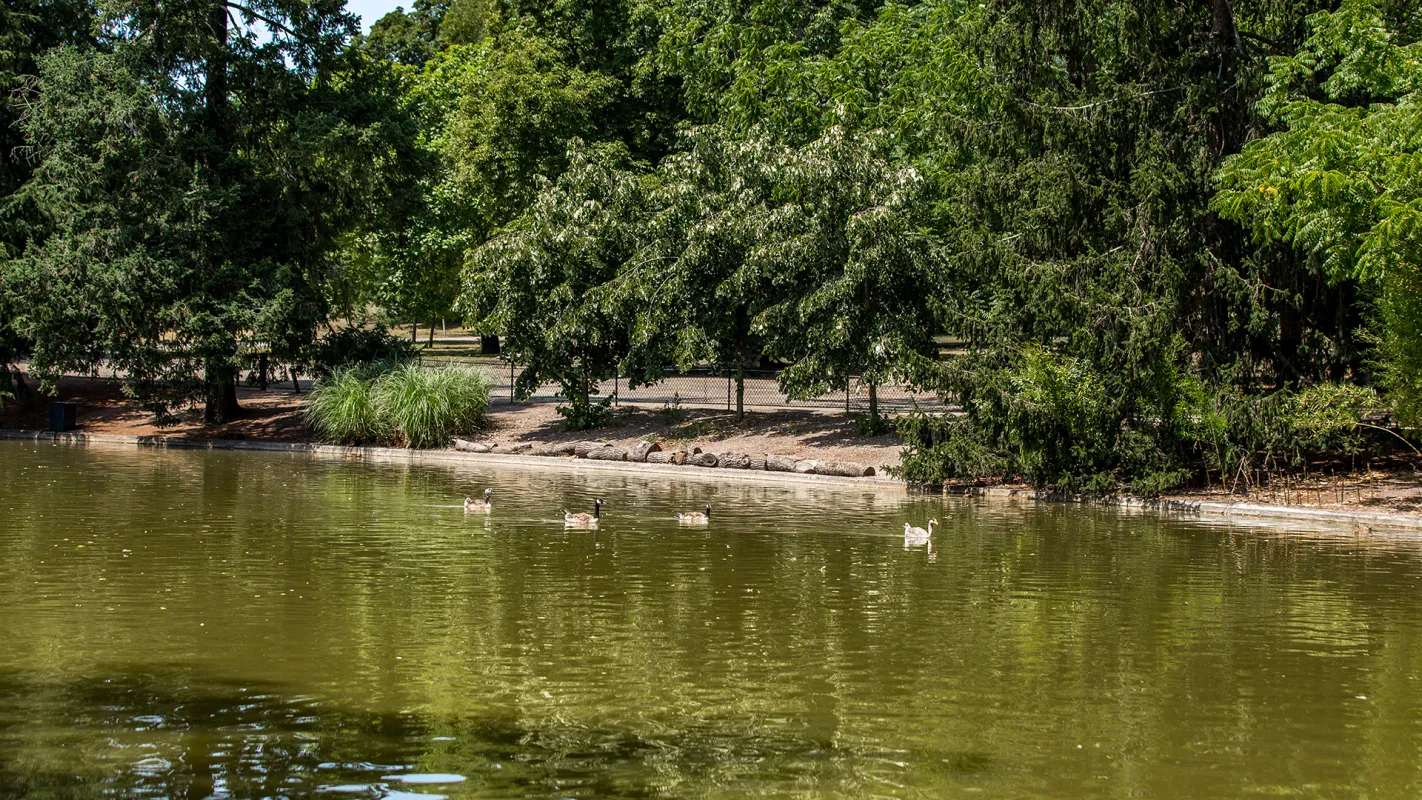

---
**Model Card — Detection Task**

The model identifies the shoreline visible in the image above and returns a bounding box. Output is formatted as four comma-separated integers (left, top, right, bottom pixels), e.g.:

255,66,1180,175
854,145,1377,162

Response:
5,428,1421,532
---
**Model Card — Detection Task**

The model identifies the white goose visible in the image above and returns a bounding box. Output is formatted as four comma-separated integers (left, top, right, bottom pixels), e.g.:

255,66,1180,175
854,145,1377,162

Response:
564,499,603,527
464,488,494,513
903,518,938,547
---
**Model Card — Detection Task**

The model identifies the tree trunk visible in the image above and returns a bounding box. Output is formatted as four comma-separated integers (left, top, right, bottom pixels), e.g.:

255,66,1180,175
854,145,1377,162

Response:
735,364,745,422
869,381,879,427
204,363,240,424
290,366,300,394
481,335,500,355
428,323,434,347
410,321,418,343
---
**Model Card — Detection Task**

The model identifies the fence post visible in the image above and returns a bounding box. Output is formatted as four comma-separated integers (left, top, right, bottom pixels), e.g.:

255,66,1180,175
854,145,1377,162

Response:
846,383,851,413
509,361,514,404
727,375,731,411
615,374,619,407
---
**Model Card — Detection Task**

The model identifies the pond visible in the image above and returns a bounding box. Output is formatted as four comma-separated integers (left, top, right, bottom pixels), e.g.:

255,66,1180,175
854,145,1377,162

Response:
1,440,1420,799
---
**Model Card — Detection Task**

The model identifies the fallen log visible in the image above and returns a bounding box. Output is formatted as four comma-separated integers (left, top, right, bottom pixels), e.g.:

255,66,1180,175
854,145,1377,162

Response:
490,442,532,454
627,440,662,462
816,461,875,477
748,457,768,471
587,445,628,461
454,439,493,453
792,459,821,474
646,450,688,465
574,440,604,458
718,452,751,469
529,442,576,457
766,454,797,472
690,452,720,468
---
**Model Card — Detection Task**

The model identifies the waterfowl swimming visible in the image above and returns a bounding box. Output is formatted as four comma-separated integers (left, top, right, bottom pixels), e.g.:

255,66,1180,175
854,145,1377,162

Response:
464,488,494,513
904,518,938,546
564,499,603,527
676,504,712,524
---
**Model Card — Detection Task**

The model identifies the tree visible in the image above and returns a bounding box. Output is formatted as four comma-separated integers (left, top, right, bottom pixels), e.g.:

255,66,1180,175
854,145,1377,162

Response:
461,141,643,428
614,126,780,420
1214,0,1422,424
6,0,397,422
756,130,942,429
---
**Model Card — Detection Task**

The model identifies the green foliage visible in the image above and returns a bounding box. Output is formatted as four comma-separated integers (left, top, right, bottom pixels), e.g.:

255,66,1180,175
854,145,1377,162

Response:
1214,0,1422,423
373,362,491,447
305,367,389,445
310,325,418,378
461,141,640,427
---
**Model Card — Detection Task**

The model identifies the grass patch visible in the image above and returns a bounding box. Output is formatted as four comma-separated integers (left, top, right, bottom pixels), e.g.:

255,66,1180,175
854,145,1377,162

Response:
306,363,490,448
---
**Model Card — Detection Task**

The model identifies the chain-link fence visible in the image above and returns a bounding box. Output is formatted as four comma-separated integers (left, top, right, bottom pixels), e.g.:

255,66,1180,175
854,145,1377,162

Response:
420,359,947,415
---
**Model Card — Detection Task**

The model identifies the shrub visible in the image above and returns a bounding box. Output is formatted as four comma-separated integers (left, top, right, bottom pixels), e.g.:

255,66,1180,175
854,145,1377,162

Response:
310,325,417,378
374,363,491,448
556,395,613,431
305,368,388,445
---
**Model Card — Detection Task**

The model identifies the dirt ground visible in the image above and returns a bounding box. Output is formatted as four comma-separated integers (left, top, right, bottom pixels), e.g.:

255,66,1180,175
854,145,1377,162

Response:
5,375,1421,518
0,376,902,468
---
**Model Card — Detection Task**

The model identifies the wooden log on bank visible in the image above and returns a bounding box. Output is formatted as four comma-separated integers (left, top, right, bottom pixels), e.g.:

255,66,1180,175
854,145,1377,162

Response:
627,440,662,462
454,439,493,453
646,449,688,465
574,441,604,458
748,457,768,471
793,459,821,474
718,452,751,469
816,461,876,477
766,454,797,472
690,452,720,468
588,445,628,461
490,442,531,454
530,442,578,457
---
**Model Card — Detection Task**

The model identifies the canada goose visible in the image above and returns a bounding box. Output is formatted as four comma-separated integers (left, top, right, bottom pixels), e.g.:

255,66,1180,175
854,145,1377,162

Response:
564,499,603,527
465,488,494,513
676,504,712,524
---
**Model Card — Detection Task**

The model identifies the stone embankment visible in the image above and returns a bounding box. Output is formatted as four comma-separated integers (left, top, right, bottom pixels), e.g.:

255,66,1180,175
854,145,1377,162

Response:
453,437,877,478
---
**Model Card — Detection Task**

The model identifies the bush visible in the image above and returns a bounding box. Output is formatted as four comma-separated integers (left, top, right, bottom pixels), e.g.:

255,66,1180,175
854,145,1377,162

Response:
305,367,388,445
374,363,491,448
306,363,490,448
310,325,417,378
556,396,613,431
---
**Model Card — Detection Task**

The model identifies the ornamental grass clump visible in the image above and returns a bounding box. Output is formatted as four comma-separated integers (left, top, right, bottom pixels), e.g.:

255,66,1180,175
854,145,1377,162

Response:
373,363,491,448
305,367,388,445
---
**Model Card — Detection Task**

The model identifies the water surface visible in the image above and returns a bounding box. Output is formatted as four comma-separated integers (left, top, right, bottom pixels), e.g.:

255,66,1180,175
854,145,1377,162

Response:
2,440,1421,798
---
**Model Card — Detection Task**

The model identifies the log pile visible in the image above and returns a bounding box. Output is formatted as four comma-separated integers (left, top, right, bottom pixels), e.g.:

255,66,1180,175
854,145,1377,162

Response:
452,436,876,479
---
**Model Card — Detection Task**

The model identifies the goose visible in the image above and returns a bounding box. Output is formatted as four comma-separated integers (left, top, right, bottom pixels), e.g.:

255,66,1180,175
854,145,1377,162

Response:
904,518,937,546
676,504,712,524
464,488,494,513
564,499,603,527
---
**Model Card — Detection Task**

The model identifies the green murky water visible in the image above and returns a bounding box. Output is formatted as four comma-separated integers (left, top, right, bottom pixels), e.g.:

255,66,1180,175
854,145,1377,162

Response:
1,440,1421,799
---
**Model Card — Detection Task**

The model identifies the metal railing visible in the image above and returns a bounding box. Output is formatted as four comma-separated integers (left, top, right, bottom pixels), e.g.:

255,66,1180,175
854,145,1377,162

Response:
418,359,947,415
